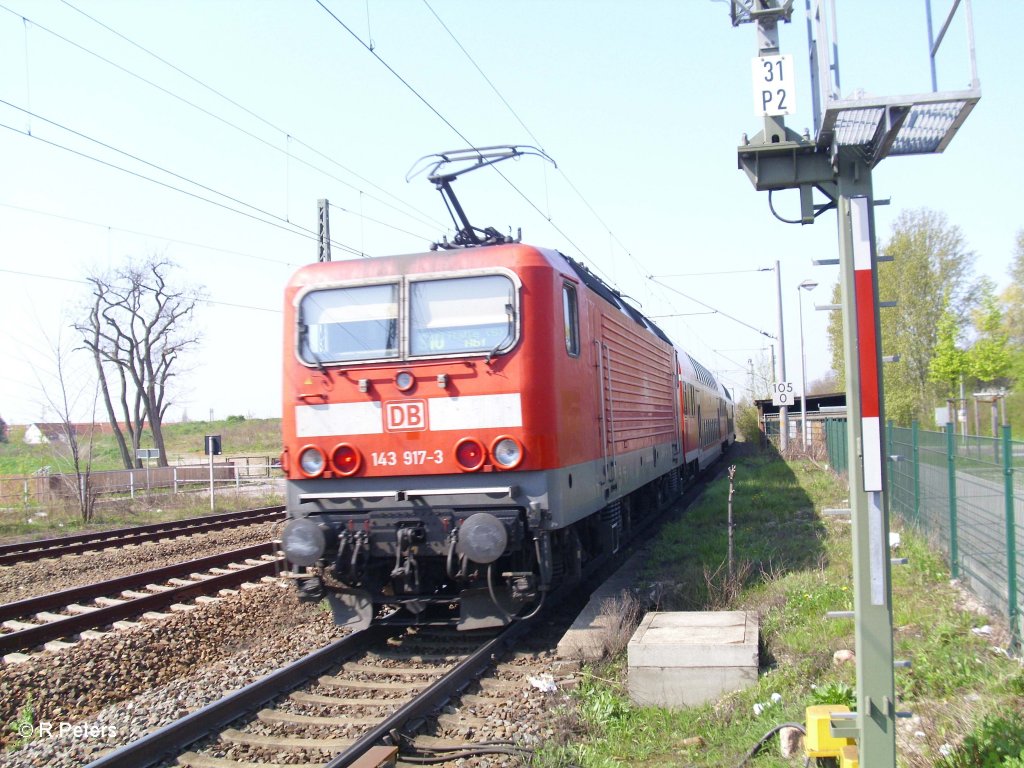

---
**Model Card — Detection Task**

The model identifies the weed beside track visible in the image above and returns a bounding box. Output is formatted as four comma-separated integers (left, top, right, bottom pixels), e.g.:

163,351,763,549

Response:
537,445,1024,768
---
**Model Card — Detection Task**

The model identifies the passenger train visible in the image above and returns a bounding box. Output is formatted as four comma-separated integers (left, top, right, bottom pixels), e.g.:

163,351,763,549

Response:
279,148,734,630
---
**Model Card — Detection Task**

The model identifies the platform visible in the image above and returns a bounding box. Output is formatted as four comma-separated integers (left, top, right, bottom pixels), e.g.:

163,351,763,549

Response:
555,549,648,661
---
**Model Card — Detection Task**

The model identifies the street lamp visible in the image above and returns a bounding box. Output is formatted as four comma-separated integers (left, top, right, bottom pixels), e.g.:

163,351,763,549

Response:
759,261,788,450
798,279,819,447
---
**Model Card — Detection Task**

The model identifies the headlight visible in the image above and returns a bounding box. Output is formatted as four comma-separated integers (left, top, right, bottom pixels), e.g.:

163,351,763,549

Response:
490,436,523,469
457,513,508,564
395,370,415,391
299,446,325,477
282,518,326,566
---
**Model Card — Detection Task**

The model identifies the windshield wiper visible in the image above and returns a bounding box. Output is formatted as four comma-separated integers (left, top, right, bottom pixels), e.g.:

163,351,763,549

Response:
297,311,328,375
485,302,515,365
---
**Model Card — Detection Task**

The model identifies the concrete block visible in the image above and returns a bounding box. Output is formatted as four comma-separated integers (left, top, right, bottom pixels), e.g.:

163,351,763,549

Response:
65,604,98,615
44,640,76,653
627,611,758,708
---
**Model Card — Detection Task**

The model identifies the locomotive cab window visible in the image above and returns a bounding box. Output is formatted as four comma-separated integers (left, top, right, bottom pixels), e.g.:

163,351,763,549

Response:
562,283,579,357
298,283,399,364
410,275,517,357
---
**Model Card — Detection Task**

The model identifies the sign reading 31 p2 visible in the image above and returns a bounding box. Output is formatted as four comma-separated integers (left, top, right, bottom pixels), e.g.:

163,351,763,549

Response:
752,54,796,117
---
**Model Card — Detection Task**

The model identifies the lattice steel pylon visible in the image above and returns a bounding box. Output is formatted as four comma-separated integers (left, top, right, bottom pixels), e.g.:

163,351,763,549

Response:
730,2,981,766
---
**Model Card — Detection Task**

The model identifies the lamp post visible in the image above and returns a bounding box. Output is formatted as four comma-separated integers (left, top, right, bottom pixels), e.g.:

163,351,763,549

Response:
773,261,788,451
759,262,789,450
798,279,818,447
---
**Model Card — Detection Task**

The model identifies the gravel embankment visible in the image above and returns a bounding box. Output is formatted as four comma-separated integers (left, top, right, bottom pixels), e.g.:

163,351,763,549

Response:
1,581,347,767
0,520,282,604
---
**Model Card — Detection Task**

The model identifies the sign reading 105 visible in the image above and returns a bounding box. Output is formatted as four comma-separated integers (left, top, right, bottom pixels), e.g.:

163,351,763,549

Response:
771,381,798,406
752,54,796,117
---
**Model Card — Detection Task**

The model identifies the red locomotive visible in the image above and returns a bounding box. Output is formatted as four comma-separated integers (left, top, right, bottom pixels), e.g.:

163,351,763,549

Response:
279,148,735,629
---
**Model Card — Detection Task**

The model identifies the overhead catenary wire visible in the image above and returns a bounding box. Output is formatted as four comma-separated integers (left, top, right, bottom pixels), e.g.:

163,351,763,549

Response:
0,202,305,269
3,0,447,235
653,267,775,277
421,0,543,149
414,0,785,397
0,98,361,251
314,0,595,269
419,0,634,287
0,114,364,258
0,267,280,314
649,275,776,340
326,202,434,244
419,0,698,318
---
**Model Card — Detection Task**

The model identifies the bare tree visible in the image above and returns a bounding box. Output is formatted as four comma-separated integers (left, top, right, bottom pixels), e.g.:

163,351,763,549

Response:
746,350,776,400
37,330,100,522
75,256,204,469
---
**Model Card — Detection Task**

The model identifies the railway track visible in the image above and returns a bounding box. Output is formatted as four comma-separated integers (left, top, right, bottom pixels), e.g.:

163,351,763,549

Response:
86,613,567,768
60,466,723,767
0,543,282,657
0,506,285,567
75,476,674,768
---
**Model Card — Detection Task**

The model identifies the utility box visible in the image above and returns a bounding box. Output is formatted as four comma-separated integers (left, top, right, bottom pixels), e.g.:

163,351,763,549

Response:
627,611,759,708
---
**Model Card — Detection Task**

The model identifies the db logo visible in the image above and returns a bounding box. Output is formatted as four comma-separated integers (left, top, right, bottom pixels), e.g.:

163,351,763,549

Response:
384,400,427,432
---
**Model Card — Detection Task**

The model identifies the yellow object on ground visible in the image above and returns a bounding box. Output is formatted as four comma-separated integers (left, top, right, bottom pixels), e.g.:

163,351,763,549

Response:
805,704,856,758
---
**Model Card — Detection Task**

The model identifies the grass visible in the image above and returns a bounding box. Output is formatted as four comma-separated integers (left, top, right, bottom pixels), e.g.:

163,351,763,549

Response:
0,418,283,475
0,488,285,540
0,418,284,539
538,444,1024,768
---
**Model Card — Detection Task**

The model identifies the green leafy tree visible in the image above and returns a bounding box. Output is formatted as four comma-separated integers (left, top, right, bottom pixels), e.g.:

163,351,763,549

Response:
826,280,844,389
0,415,7,444
1002,229,1024,346
826,208,980,425
928,307,968,397
968,287,1012,386
1001,230,1024,389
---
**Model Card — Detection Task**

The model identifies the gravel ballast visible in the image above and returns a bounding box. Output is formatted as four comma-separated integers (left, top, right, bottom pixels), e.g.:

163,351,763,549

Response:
1,581,347,767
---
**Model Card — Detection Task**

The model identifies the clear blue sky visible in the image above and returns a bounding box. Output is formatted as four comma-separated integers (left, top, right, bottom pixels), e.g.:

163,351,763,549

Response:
0,0,1018,427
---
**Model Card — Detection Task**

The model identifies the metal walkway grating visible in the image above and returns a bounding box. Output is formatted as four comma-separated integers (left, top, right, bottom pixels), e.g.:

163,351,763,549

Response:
818,90,980,166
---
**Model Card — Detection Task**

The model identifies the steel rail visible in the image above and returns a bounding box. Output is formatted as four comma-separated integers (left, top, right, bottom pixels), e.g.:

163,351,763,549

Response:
325,620,526,767
0,506,284,566
0,506,283,556
327,462,728,766
0,542,277,623
84,626,395,768
0,550,281,654
81,457,729,768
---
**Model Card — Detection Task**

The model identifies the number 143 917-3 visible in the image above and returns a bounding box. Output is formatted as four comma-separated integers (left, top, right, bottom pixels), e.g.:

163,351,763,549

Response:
372,450,445,467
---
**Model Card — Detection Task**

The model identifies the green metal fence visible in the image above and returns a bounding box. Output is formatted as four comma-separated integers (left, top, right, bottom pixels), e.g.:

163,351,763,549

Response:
824,418,848,474
826,419,1021,648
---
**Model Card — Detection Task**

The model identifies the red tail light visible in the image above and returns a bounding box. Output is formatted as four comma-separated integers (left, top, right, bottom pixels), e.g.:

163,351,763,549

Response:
332,443,362,476
454,437,486,471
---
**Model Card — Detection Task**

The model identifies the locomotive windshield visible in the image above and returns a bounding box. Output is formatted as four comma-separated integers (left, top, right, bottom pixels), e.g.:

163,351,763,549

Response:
410,275,515,356
298,283,399,363
296,273,518,366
